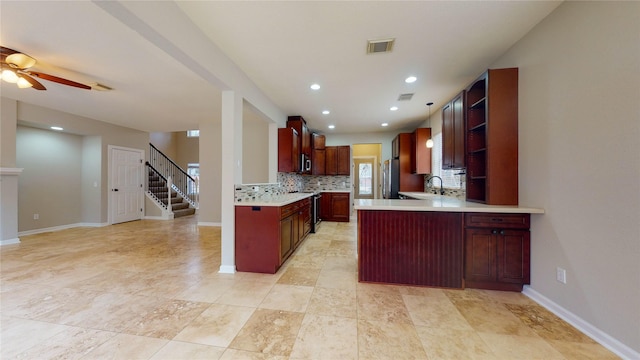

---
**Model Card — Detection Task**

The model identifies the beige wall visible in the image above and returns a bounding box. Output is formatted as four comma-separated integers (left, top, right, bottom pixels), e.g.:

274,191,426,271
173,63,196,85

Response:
149,132,177,159
242,114,269,184
491,1,639,352
17,126,83,230
12,102,149,226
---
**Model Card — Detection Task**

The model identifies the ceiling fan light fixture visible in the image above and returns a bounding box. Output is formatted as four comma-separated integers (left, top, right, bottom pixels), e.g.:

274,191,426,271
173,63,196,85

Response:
6,53,36,69
17,77,33,88
1,69,19,83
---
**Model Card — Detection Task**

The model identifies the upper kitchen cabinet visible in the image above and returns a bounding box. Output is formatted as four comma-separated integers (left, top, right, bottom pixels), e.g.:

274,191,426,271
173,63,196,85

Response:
312,133,325,150
411,128,432,174
278,127,299,173
393,133,424,192
326,145,351,176
465,68,518,205
311,133,326,175
442,91,466,169
287,116,311,174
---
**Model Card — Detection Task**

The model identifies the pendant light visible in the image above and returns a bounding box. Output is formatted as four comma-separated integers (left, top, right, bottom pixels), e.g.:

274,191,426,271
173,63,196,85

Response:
425,102,434,148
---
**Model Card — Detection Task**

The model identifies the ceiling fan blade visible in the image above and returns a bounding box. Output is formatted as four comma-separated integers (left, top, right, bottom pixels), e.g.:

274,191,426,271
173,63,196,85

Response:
28,71,91,90
19,73,46,90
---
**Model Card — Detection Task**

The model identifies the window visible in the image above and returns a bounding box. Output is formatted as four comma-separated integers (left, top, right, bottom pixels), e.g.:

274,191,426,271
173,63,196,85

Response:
186,130,200,138
358,163,373,195
187,163,200,194
431,133,464,189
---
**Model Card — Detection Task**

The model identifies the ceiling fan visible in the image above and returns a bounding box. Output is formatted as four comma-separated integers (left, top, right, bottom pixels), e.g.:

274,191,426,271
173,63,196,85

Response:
0,46,91,90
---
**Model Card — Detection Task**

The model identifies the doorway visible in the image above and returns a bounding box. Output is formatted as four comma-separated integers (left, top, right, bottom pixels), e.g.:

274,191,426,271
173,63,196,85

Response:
109,146,144,224
353,157,376,200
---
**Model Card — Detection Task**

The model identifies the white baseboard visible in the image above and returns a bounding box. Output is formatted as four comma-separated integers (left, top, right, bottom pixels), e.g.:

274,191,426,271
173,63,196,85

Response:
198,222,221,227
0,237,21,246
143,216,168,220
218,265,236,274
18,222,108,237
523,286,639,360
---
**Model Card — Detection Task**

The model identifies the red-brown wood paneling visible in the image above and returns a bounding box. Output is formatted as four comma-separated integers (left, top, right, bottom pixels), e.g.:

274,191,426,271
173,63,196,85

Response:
358,210,464,288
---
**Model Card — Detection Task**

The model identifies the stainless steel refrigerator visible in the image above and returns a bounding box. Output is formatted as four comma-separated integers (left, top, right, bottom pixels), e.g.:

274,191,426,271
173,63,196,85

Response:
382,159,400,199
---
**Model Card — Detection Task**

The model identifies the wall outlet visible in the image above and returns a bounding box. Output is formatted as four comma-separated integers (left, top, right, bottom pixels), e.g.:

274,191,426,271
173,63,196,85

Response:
33,213,39,220
556,267,567,284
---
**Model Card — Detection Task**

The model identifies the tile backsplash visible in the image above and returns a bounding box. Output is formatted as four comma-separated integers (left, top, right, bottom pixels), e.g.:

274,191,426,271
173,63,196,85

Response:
235,172,352,202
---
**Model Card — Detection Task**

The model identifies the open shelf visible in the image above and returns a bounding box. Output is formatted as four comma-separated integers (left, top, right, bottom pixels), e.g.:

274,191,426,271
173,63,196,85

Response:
469,97,486,109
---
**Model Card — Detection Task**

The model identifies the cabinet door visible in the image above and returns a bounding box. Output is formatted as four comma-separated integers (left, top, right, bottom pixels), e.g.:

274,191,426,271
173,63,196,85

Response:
412,128,432,174
442,91,465,169
278,128,299,173
312,133,325,150
497,230,530,284
464,228,496,282
301,203,311,238
331,193,350,222
292,212,301,249
442,101,455,168
337,146,351,175
325,147,337,175
320,192,332,220
452,92,466,168
280,215,294,263
311,149,326,175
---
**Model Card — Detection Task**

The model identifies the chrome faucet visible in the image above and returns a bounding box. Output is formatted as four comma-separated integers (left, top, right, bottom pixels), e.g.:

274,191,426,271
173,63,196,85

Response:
427,175,445,195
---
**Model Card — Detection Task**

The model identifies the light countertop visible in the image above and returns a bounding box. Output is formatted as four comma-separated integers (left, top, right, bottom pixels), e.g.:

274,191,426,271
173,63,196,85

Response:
355,193,544,214
235,192,313,207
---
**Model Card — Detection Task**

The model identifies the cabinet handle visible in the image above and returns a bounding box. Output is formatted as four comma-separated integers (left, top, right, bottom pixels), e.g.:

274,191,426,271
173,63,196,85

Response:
492,230,498,234
500,230,505,235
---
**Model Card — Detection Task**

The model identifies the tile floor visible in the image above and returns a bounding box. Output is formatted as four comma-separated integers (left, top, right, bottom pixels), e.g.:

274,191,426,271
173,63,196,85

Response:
0,216,619,359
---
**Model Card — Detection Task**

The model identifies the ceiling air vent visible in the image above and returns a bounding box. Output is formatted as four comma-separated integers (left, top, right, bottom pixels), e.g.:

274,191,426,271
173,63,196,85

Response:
397,93,414,101
367,38,395,54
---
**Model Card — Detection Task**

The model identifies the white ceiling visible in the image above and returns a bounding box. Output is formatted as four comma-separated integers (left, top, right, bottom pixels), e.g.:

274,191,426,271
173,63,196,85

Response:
1,1,562,134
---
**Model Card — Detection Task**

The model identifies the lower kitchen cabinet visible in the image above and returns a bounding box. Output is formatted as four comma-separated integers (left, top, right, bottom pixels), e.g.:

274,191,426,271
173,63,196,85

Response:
235,197,311,274
464,213,530,291
320,192,350,222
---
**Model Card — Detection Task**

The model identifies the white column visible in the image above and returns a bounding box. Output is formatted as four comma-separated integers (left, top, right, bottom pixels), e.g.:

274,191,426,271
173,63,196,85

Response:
219,90,243,273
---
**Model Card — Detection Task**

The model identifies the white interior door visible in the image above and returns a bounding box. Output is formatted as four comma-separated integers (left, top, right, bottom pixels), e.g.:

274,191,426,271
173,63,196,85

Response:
110,147,144,224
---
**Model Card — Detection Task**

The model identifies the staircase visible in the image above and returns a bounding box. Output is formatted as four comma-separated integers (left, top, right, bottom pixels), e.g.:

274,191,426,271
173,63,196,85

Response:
148,169,196,218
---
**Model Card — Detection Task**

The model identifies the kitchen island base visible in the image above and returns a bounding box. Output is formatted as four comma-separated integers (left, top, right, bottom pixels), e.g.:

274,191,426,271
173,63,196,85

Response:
358,210,464,288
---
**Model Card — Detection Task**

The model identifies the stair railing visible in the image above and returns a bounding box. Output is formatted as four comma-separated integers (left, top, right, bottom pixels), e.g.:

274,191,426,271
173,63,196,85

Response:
148,143,198,209
145,164,169,211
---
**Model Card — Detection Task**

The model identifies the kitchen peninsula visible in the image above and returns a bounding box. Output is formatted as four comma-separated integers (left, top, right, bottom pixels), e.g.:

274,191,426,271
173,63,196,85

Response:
355,196,544,291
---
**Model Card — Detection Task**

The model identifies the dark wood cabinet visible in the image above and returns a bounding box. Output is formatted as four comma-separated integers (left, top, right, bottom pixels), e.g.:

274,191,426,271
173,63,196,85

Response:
278,127,299,173
337,146,351,175
235,197,311,274
442,91,466,169
465,68,518,205
287,116,311,174
464,213,530,291
320,192,350,222
411,128,432,174
312,133,325,150
311,149,326,175
325,145,350,176
393,133,423,192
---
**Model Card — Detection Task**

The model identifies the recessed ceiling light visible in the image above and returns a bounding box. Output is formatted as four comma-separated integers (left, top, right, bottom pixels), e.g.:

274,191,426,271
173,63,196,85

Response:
381,123,389,127
51,126,63,131
322,110,330,115
405,76,417,83
310,83,320,90
328,125,335,129
390,106,398,111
